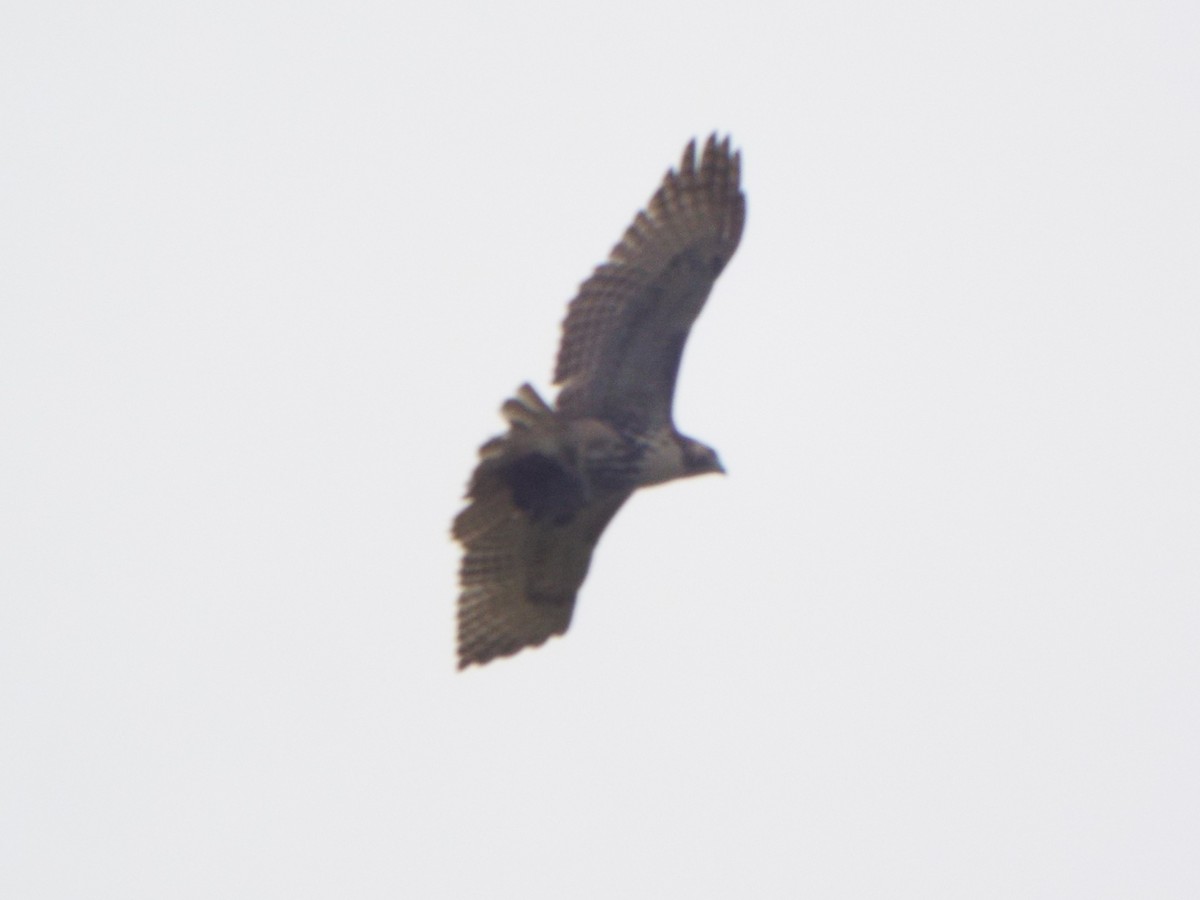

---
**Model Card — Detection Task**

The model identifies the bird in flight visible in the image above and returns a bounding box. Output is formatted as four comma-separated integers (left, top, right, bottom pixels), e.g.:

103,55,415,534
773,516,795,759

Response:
453,134,746,668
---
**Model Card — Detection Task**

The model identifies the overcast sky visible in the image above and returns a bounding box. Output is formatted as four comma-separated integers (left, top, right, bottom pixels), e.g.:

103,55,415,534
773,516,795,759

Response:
3,2,1199,897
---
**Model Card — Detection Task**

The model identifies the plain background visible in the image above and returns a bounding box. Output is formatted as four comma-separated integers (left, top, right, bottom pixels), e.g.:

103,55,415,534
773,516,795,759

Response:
3,2,1198,897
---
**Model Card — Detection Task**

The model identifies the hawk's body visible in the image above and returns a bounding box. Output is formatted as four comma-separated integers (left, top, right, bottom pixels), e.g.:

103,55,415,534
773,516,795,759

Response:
453,135,745,668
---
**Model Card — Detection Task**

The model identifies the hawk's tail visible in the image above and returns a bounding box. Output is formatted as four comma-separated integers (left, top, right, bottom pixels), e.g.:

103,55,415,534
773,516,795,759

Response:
477,383,557,460
453,384,559,542
499,383,553,430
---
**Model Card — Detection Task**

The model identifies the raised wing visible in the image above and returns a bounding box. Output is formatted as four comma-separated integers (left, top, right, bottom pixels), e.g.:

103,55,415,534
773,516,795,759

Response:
453,386,632,668
553,134,745,431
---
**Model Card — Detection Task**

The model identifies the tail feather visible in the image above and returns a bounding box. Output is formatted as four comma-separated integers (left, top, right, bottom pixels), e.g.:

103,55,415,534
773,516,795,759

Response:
459,384,563,534
500,383,554,429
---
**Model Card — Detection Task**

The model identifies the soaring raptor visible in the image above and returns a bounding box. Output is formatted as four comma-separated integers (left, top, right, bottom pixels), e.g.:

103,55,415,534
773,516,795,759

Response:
453,135,745,668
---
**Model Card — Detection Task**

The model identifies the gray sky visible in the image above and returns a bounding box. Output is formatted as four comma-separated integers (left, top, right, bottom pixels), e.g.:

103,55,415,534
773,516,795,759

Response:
3,1,1199,897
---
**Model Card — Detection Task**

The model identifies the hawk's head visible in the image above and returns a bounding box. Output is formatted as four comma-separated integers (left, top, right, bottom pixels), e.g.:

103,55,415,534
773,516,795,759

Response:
680,437,725,477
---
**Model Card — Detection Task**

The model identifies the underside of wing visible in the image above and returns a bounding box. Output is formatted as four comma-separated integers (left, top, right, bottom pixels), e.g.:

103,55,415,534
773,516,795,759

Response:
453,387,631,668
454,487,628,668
554,134,745,431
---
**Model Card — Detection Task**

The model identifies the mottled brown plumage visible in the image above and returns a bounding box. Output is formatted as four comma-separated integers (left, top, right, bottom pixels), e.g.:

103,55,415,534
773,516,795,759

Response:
454,135,745,669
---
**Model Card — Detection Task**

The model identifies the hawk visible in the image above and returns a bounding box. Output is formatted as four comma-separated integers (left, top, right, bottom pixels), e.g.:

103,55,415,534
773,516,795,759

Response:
453,134,746,668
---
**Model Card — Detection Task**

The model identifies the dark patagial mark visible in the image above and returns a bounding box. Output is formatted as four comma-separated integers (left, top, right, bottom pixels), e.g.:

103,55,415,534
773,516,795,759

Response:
503,453,587,525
